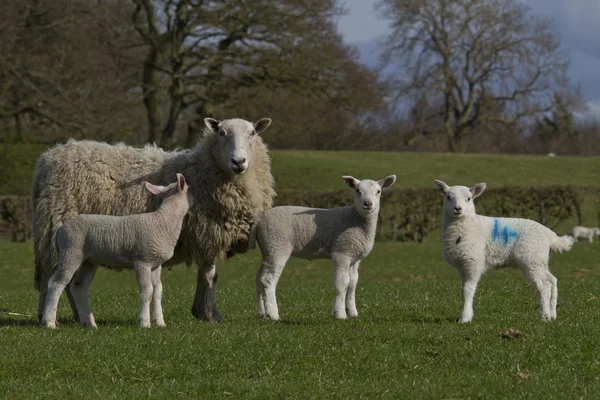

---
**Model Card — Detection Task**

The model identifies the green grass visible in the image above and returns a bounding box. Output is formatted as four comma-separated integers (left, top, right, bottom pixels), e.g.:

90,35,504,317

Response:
270,151,600,193
2,144,600,196
3,238,600,398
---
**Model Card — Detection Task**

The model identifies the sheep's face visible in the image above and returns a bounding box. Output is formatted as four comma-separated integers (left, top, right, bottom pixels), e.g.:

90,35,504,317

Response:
595,228,600,236
342,175,396,217
204,117,272,176
434,179,486,220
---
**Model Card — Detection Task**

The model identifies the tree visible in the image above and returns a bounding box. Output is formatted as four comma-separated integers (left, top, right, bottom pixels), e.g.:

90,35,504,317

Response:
130,0,376,147
377,0,580,151
0,0,145,143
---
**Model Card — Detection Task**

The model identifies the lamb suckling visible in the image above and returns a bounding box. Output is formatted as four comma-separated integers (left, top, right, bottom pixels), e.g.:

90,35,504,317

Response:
41,174,194,329
250,174,396,320
434,179,574,323
572,226,600,243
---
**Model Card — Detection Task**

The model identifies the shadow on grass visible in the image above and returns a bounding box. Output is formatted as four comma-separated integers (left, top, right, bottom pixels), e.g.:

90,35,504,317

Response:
0,317,40,327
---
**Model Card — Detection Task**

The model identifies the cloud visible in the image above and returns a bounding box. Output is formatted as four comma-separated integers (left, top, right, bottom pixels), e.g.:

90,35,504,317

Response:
337,0,388,42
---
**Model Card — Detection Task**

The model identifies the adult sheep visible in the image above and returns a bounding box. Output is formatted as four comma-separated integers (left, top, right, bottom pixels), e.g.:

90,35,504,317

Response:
32,117,275,322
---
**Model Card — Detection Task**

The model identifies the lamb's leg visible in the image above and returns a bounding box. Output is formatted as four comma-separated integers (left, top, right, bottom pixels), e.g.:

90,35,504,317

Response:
345,261,360,318
256,264,266,318
458,268,483,323
191,261,223,322
37,266,49,322
151,265,165,327
41,251,82,329
70,262,98,328
589,235,593,243
259,256,287,321
134,263,154,328
332,255,352,319
546,271,558,321
525,267,552,321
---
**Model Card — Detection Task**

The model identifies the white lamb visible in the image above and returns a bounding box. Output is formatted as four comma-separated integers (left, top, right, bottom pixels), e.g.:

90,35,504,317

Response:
41,174,194,329
434,179,574,323
572,226,600,243
250,174,396,320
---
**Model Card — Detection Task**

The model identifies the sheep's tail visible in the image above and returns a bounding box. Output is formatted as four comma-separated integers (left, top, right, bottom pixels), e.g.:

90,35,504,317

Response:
550,234,575,253
248,222,258,250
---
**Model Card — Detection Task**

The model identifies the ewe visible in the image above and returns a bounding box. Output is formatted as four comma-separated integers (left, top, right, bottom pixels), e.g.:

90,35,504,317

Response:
42,174,193,329
434,179,574,323
32,118,275,323
250,175,396,320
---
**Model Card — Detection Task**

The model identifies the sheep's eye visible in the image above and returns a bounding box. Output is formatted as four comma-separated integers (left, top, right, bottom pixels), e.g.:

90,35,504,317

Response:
356,189,361,194
467,197,471,202
250,130,256,137
446,195,451,200
218,129,226,137
377,190,381,195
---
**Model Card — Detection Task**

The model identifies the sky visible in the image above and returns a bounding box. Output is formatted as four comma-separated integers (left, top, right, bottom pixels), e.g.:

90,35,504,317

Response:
337,0,600,118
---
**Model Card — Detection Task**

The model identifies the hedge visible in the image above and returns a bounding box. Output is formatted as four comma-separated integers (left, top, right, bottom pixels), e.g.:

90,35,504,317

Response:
1,186,596,243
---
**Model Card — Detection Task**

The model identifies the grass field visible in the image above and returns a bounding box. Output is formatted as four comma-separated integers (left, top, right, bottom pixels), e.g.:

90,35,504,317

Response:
2,147,600,398
2,236,600,398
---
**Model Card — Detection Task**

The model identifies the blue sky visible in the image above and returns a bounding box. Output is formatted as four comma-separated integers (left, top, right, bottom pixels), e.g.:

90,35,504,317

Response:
337,0,600,117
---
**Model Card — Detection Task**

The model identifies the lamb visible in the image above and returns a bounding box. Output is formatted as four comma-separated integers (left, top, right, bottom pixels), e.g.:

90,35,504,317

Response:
41,174,194,329
32,117,275,323
571,226,600,243
250,174,396,320
434,179,575,323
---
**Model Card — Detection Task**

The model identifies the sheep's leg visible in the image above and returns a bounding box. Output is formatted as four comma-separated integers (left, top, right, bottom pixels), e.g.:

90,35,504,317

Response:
259,256,287,321
65,285,80,322
345,261,360,318
134,263,154,328
41,252,82,329
151,265,166,327
70,262,98,328
191,262,223,322
256,264,266,318
37,267,49,322
525,267,552,321
458,268,483,323
332,255,352,319
546,271,558,321
589,235,593,243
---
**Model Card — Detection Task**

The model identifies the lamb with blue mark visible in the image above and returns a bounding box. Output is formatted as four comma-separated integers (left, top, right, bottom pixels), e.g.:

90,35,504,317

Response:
434,179,574,323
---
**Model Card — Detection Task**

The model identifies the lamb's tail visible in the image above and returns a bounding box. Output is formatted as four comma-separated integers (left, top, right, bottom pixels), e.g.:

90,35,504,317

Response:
550,234,575,253
248,222,258,250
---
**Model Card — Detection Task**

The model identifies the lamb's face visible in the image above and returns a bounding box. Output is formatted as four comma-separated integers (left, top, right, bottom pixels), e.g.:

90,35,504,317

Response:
434,179,486,220
343,175,396,217
204,118,272,176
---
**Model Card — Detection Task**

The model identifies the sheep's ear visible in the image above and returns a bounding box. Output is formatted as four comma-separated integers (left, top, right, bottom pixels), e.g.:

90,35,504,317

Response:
470,182,486,199
378,175,396,190
176,173,187,192
342,175,359,189
254,118,272,134
204,118,220,132
433,179,449,196
145,182,167,195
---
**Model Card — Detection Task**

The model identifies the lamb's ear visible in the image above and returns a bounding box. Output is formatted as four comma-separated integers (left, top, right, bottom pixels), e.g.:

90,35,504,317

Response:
176,173,187,192
254,118,272,134
433,179,449,196
145,182,167,195
470,182,486,199
342,175,360,189
378,175,396,190
204,118,220,132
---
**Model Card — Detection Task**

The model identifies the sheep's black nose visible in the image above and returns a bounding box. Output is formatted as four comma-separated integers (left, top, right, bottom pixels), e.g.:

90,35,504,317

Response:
454,206,462,212
231,157,246,166
364,200,373,207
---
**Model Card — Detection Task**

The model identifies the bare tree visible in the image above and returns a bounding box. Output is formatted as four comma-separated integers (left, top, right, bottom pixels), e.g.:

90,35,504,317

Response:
377,0,580,151
131,0,375,147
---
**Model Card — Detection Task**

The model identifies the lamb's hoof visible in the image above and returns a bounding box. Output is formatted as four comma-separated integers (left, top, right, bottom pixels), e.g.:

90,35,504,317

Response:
333,311,348,320
81,322,98,329
457,316,473,323
42,320,56,329
346,309,358,318
263,314,280,321
153,321,167,328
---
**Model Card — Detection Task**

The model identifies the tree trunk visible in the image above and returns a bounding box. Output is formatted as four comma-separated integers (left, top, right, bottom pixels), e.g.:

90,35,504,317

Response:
142,48,161,144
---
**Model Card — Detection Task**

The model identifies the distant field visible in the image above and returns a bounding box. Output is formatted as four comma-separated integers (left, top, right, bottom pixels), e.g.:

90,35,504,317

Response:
270,150,600,193
2,142,600,195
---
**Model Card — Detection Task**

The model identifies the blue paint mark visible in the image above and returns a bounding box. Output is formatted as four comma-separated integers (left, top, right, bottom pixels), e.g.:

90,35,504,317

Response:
491,219,519,247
